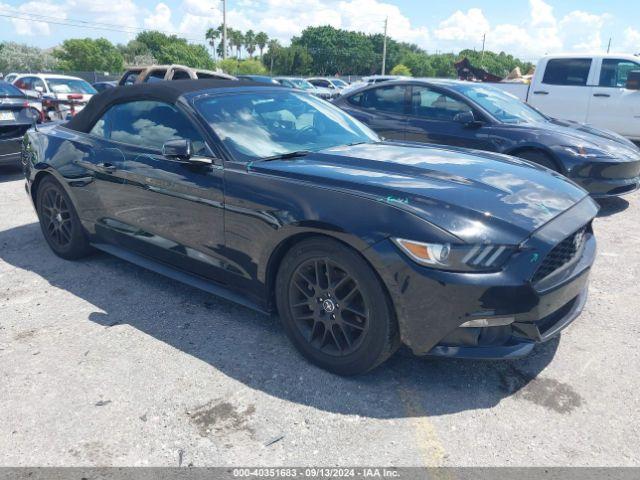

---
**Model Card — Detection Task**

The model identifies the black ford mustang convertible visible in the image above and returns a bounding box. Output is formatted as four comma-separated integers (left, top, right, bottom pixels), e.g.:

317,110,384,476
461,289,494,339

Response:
22,80,598,375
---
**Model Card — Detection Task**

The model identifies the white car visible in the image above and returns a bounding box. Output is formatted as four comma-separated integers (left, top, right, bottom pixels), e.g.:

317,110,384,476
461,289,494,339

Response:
489,53,640,141
307,77,350,92
13,73,97,120
3,73,21,84
340,75,410,96
274,77,338,100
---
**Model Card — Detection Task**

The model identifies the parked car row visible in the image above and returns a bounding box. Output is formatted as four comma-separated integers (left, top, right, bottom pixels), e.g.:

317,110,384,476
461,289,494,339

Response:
19,78,609,375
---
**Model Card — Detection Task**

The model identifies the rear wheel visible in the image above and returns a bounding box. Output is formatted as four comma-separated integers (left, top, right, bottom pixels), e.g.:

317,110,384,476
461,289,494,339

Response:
36,176,92,260
276,238,399,375
515,150,559,172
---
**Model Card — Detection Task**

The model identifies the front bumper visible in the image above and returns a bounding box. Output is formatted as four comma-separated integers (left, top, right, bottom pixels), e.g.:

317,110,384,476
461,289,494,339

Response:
568,158,640,197
365,197,599,359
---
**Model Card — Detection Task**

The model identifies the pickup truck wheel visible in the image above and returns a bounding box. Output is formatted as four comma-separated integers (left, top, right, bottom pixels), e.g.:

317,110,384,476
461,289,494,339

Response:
276,238,399,376
36,176,92,260
515,150,559,172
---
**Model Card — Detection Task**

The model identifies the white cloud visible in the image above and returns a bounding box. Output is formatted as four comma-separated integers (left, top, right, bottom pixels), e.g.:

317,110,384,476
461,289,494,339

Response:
0,1,68,36
143,3,174,32
432,0,611,59
434,8,489,44
621,28,640,53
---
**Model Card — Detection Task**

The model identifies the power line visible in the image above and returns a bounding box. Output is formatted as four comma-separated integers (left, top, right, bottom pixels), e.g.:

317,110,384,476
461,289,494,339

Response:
0,9,207,43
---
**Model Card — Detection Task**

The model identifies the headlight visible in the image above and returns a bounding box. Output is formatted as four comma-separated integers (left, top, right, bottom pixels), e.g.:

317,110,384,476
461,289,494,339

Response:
392,238,514,272
561,145,612,159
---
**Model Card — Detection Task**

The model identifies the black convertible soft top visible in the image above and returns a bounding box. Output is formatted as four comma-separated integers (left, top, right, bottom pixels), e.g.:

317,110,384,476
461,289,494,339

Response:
66,79,281,133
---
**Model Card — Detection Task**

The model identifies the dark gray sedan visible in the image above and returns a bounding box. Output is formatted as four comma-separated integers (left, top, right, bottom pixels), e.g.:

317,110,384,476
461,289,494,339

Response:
0,81,38,167
334,79,640,197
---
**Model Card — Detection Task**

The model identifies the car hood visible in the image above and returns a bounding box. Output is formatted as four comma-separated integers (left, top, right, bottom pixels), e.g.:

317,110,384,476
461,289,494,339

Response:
251,142,591,245
518,118,640,159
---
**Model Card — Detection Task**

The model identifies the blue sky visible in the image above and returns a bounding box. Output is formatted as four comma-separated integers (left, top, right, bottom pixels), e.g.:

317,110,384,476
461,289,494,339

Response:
0,0,638,60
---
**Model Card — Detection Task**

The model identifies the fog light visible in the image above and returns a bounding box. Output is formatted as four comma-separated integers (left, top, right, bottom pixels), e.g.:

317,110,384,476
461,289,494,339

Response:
460,317,515,328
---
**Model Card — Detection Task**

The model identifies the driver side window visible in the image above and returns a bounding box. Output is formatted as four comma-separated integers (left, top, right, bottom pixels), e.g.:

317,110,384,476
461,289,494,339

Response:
89,101,208,155
411,86,472,121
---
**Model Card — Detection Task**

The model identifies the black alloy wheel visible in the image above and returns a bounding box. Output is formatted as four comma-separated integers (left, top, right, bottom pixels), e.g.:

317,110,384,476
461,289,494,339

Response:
276,237,399,375
36,176,92,260
289,258,370,356
40,186,73,249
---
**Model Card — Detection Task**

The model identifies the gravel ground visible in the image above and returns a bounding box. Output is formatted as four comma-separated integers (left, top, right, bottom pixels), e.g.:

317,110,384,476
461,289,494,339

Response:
0,165,639,467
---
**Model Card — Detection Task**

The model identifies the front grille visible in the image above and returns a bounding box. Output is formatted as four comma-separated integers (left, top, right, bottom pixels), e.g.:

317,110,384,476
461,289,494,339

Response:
532,227,587,283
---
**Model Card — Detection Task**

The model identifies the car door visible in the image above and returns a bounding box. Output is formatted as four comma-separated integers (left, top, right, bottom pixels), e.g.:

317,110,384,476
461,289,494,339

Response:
588,58,640,138
86,100,227,282
341,84,409,141
528,58,594,123
403,84,495,150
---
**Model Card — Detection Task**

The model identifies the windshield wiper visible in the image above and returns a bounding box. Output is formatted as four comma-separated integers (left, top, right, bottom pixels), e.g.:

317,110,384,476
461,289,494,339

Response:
260,150,311,162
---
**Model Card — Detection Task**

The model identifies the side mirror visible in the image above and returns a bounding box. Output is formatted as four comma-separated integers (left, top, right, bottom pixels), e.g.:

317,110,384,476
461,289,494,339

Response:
162,139,214,165
454,111,481,127
163,139,192,160
626,71,640,90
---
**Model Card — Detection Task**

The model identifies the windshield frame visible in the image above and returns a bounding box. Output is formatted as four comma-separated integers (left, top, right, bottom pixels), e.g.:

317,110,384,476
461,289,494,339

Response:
190,89,380,163
450,83,549,125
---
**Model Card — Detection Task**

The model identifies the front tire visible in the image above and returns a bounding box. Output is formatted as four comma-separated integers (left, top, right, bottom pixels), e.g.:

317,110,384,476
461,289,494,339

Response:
276,238,399,375
36,176,92,260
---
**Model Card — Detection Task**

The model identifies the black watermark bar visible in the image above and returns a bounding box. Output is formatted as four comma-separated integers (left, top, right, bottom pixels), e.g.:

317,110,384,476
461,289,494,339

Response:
1,468,640,480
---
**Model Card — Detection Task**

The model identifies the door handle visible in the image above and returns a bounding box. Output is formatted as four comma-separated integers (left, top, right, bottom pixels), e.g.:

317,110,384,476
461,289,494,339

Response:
533,91,549,95
593,93,611,98
96,162,117,173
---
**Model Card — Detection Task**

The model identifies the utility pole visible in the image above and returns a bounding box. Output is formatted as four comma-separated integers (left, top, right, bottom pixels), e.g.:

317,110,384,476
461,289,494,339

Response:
221,0,228,60
480,33,486,67
607,37,612,53
381,17,388,75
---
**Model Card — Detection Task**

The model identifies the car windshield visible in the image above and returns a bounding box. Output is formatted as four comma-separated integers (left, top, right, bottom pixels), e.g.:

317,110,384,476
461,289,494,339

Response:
45,78,97,95
0,82,24,97
333,79,348,87
454,84,548,124
195,90,379,162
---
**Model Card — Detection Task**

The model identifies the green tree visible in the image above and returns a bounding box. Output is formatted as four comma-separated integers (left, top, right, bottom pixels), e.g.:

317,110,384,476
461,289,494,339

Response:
292,26,376,75
255,32,269,58
205,27,221,59
133,31,214,68
390,64,412,76
237,59,267,74
265,39,281,74
54,38,123,72
229,29,244,59
399,51,435,77
118,40,155,65
156,43,214,69
263,44,312,75
244,30,257,59
0,42,58,72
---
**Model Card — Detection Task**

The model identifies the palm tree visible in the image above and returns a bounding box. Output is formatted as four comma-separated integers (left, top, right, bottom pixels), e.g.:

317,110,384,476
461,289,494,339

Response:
230,30,244,59
244,30,257,59
266,39,281,74
205,27,221,60
255,32,269,58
